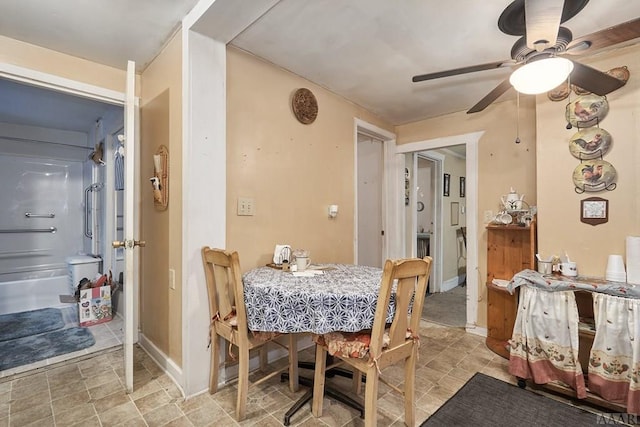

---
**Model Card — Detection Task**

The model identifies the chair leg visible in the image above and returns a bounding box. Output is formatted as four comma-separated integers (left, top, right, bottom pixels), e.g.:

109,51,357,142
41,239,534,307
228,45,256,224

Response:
236,346,249,421
259,345,268,372
363,367,379,427
404,350,417,426
209,333,220,394
312,345,327,418
288,334,299,392
352,370,363,395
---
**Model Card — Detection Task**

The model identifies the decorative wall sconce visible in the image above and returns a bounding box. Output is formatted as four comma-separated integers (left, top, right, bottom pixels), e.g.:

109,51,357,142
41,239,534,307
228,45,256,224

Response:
151,145,168,210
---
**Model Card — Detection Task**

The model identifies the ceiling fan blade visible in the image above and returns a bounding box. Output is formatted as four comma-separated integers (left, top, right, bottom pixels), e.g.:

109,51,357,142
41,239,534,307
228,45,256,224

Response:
467,78,513,114
565,17,640,54
570,62,626,95
525,0,564,50
412,61,510,83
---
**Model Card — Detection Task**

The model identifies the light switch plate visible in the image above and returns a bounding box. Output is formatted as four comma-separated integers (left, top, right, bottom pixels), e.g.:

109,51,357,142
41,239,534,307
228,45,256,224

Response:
237,197,255,216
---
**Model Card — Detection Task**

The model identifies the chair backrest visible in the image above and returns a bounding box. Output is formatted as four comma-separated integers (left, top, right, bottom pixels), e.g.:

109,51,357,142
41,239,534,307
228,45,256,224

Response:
369,257,432,355
201,247,249,334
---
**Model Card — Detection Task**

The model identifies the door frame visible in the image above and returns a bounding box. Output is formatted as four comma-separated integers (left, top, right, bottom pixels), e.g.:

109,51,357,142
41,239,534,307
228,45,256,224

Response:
0,61,141,381
413,151,444,292
394,131,483,332
354,119,397,265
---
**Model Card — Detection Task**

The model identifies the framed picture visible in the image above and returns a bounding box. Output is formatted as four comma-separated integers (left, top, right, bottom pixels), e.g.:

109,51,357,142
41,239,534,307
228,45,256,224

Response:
443,173,450,197
460,176,466,198
580,197,608,226
451,202,459,226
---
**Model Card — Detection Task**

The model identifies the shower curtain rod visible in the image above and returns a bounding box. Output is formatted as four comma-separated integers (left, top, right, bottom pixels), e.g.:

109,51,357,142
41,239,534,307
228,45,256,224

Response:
0,135,94,150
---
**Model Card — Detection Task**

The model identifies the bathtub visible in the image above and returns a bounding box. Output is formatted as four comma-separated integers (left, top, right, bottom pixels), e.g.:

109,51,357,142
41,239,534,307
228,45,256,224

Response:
0,275,70,315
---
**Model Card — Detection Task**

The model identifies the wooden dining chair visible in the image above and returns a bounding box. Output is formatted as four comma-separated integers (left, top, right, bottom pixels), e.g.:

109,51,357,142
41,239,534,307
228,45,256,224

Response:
201,247,298,421
312,257,432,427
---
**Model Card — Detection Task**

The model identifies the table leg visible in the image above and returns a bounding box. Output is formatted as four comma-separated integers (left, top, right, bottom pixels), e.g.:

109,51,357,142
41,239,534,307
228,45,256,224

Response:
280,358,365,425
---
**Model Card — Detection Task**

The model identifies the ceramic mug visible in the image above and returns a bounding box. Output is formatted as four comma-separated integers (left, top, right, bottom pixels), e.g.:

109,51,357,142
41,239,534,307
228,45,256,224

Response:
560,262,578,277
495,213,513,225
296,256,311,271
537,261,552,275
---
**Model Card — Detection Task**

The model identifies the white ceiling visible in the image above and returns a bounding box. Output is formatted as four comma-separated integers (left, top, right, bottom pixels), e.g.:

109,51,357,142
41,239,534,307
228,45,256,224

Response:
0,0,639,127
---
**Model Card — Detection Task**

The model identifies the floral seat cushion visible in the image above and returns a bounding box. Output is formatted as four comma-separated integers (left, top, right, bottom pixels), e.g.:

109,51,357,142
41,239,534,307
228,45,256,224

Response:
312,330,414,359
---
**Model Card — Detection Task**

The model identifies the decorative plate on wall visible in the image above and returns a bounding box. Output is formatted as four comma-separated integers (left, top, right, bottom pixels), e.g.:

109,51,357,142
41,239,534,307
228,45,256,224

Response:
291,88,318,124
547,81,570,101
569,128,612,160
565,95,609,128
572,159,617,192
606,66,630,85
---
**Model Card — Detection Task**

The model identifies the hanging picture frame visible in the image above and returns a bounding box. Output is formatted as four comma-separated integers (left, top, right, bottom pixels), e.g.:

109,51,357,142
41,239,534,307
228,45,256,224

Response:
444,173,450,197
580,197,608,226
460,176,466,198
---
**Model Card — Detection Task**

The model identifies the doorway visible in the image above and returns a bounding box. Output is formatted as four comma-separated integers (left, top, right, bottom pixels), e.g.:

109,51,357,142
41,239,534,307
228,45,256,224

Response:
394,131,482,332
357,133,384,267
414,146,467,327
0,67,128,375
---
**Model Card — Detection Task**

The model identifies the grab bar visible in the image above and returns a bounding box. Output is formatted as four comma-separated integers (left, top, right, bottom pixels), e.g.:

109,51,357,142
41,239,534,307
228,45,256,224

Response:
0,227,57,233
84,183,103,238
25,212,55,218
85,185,92,238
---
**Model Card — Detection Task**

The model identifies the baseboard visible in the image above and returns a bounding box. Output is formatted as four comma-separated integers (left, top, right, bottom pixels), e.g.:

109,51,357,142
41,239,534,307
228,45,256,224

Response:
465,324,487,337
441,276,459,292
138,334,185,397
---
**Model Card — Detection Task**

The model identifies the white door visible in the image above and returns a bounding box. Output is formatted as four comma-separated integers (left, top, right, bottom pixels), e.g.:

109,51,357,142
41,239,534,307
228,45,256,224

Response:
357,135,383,267
120,60,141,393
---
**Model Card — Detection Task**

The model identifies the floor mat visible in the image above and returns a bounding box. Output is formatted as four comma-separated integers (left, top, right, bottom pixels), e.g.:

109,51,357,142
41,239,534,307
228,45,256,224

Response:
0,327,95,370
420,372,615,426
0,307,65,342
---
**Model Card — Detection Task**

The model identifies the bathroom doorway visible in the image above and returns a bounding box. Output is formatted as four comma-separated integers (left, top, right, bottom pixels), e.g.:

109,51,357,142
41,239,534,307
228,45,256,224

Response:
0,72,126,375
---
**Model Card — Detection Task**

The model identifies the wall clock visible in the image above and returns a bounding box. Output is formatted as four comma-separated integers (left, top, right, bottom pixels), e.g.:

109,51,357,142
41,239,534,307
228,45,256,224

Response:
291,88,318,124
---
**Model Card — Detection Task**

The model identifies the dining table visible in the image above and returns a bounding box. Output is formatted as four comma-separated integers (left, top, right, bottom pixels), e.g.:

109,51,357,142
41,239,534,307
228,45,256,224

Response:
242,263,393,425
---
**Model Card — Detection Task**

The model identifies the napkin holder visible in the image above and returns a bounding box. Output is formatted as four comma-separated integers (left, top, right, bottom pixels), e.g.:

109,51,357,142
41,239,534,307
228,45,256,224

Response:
273,244,292,265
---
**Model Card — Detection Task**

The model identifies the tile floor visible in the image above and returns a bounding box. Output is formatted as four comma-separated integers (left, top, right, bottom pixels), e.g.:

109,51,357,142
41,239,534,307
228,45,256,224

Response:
0,307,124,380
1,320,522,426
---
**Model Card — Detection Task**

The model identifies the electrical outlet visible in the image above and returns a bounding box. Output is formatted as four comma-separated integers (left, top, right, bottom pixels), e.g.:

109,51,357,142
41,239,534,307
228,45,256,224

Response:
484,210,494,223
169,269,175,290
237,197,255,216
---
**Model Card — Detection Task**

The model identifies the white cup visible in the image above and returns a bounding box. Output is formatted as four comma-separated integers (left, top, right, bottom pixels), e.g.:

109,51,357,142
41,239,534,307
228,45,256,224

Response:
296,256,311,272
495,213,512,225
560,262,578,277
606,254,626,274
537,261,552,275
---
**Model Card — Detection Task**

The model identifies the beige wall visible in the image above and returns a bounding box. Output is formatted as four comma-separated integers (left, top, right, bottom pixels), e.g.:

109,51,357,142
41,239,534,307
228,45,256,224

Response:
139,33,183,365
226,47,393,270
536,44,640,276
395,98,538,328
0,35,128,93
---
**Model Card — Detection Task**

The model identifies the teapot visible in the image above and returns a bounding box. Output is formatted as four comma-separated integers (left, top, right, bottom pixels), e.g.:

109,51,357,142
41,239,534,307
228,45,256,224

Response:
501,188,525,210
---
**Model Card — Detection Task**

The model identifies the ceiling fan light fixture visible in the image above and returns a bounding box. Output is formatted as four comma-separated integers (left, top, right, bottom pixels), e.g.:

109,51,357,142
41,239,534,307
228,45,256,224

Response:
509,57,574,94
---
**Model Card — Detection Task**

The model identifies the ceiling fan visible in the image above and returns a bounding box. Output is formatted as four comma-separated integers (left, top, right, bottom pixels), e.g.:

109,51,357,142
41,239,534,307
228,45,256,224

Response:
412,0,640,114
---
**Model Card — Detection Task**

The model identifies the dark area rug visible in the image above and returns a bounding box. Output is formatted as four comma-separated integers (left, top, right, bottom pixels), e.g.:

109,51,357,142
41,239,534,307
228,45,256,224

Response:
421,373,621,426
0,327,95,370
0,307,65,342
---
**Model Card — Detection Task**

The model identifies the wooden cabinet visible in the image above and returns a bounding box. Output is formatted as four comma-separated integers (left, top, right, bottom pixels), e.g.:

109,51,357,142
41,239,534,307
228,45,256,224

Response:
485,220,536,358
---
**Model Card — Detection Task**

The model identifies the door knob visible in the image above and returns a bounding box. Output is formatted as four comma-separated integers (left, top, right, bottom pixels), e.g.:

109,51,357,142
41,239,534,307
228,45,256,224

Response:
112,240,146,249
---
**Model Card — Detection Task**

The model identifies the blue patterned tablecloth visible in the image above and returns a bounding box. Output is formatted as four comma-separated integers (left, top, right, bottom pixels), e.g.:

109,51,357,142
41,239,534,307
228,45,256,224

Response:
242,264,393,334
